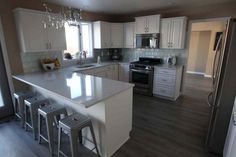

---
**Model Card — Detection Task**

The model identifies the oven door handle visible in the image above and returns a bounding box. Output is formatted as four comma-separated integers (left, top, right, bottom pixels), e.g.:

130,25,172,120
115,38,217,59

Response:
130,69,152,74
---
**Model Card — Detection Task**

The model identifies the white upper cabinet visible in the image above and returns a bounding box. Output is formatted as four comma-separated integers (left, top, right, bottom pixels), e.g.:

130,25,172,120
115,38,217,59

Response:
135,14,160,34
14,8,67,53
93,21,111,49
124,22,135,48
47,23,67,51
160,17,187,49
110,23,124,48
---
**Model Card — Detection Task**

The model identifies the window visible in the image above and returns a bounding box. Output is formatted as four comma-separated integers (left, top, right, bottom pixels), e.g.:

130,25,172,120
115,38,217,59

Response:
64,22,93,59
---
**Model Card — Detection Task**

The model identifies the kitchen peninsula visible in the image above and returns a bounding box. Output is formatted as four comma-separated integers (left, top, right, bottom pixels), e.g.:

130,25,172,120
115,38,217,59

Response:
13,66,134,157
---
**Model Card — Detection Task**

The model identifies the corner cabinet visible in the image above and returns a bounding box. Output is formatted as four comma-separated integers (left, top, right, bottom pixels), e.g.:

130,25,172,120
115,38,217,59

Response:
110,23,124,48
153,66,183,100
93,21,111,49
160,17,187,49
14,8,66,53
124,22,135,48
135,14,161,34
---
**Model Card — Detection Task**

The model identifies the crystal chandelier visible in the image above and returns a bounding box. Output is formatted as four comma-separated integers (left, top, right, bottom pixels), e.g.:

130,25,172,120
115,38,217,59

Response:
42,3,82,29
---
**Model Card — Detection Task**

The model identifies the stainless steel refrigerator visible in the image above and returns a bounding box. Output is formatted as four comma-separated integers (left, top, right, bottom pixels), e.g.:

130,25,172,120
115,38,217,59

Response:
205,18,236,155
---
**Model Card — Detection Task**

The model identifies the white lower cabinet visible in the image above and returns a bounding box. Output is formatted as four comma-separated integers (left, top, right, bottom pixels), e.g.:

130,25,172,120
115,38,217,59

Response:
118,63,130,82
153,66,183,100
82,64,119,80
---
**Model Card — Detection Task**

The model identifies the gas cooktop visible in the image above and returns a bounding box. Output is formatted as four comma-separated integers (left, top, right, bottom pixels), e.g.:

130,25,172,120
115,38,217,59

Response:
130,57,163,66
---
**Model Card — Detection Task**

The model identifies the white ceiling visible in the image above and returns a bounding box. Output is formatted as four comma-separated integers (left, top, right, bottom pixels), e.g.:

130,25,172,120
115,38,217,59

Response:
47,0,235,14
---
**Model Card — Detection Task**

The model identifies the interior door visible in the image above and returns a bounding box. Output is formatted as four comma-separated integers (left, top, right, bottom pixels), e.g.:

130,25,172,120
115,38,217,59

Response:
0,43,13,119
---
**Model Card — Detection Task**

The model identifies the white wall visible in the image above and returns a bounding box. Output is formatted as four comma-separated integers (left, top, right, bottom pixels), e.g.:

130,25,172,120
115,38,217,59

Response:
187,31,211,74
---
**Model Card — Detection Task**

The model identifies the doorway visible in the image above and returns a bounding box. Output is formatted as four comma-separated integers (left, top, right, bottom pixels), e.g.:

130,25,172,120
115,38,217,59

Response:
184,20,227,94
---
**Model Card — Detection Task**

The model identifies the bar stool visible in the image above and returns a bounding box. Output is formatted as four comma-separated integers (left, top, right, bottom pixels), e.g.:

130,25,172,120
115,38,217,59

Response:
38,104,67,155
58,113,100,157
24,96,50,140
13,92,35,127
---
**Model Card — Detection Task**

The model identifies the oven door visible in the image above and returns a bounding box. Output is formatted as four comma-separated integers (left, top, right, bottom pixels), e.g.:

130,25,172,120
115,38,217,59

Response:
129,69,154,95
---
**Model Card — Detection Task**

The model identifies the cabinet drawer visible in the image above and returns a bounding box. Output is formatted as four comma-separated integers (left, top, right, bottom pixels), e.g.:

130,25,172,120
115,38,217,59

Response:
154,75,175,86
155,68,176,76
153,85,174,97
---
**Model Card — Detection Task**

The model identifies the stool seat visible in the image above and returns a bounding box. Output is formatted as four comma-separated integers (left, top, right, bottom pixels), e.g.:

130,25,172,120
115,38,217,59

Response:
38,103,65,116
59,114,90,131
24,96,49,107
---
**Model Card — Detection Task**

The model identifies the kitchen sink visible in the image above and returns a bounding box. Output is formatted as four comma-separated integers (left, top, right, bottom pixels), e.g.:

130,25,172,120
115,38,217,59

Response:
77,64,95,68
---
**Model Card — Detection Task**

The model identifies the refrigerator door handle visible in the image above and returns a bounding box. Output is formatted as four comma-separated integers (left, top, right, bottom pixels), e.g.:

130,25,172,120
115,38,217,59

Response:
207,92,213,107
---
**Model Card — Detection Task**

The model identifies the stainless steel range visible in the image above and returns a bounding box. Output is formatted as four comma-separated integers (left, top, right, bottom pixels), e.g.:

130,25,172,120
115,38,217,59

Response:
129,57,163,96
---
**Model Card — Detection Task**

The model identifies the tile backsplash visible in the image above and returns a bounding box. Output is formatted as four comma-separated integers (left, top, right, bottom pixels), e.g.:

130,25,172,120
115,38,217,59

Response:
21,51,63,73
20,48,187,73
121,48,187,65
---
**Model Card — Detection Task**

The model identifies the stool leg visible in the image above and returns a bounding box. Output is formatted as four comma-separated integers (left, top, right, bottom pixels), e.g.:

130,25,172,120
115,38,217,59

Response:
24,105,28,131
69,130,78,157
46,117,54,156
38,113,42,144
89,122,100,157
30,106,37,140
57,126,62,157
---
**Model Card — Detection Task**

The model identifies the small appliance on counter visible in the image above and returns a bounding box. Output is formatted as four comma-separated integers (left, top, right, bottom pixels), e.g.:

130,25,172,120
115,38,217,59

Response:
110,49,122,61
167,55,177,65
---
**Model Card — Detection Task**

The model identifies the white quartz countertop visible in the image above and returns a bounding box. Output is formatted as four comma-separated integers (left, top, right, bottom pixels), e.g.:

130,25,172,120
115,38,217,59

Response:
13,66,134,108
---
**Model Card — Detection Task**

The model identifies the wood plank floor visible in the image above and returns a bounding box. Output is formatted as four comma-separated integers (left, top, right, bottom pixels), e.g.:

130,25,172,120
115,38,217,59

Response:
0,74,219,157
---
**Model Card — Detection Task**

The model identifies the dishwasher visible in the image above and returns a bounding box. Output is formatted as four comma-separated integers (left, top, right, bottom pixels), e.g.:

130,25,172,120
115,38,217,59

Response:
224,96,236,157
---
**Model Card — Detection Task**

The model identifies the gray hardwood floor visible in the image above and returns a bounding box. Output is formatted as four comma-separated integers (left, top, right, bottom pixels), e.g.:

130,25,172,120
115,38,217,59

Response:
0,74,219,157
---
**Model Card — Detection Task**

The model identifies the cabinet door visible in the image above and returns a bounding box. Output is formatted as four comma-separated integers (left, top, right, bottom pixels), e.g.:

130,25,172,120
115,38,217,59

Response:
14,10,47,52
95,71,107,78
146,15,160,33
111,64,119,80
170,18,186,49
47,25,67,51
101,22,111,48
135,17,147,34
119,63,130,82
111,23,124,48
124,22,135,48
160,19,171,49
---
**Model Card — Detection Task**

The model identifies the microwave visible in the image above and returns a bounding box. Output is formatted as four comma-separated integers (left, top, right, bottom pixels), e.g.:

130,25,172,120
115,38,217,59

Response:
136,33,160,49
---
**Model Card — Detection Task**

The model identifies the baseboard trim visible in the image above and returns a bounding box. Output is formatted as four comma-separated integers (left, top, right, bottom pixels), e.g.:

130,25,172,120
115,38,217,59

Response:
187,71,205,75
204,74,212,78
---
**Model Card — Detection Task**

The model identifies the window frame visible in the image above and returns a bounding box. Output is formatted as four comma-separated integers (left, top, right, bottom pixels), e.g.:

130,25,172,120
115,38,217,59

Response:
63,21,94,61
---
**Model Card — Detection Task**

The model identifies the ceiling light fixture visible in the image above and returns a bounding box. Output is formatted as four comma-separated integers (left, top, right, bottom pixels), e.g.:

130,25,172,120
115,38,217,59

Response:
42,3,82,29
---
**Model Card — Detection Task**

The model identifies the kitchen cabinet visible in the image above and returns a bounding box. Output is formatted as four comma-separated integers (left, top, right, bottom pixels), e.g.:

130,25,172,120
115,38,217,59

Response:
93,21,111,49
14,8,66,53
135,14,160,34
160,17,187,49
111,23,124,48
119,63,130,82
153,66,183,100
81,64,119,80
124,22,135,48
